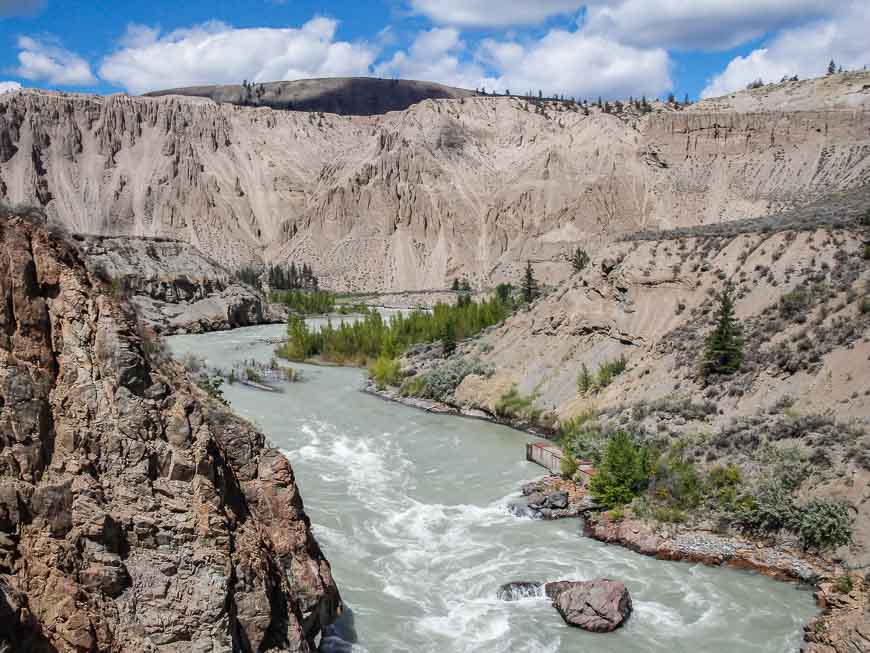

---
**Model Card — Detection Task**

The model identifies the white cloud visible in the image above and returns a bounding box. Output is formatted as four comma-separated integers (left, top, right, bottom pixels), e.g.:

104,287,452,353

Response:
0,81,22,94
99,18,379,94
14,36,96,86
408,0,584,28
584,0,837,51
0,0,44,17
377,25,671,99
481,29,672,99
375,28,494,90
701,1,870,97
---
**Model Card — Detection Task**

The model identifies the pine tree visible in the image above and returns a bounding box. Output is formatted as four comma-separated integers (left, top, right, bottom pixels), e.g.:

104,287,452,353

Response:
451,278,460,291
577,364,592,393
827,59,837,75
522,261,539,304
572,247,590,272
441,320,456,358
701,284,743,377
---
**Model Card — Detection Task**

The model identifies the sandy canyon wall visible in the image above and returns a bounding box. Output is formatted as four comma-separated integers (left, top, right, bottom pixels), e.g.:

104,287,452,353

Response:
1,73,868,292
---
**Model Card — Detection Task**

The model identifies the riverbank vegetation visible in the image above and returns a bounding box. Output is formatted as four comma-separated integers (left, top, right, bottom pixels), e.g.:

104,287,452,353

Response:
277,294,514,367
560,410,854,551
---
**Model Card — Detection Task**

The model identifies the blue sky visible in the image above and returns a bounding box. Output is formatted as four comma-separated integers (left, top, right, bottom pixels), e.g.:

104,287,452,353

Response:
0,0,867,100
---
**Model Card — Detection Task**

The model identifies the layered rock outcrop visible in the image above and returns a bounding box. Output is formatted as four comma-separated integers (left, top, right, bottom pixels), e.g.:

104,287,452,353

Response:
0,214,340,652
77,234,285,334
1,72,869,291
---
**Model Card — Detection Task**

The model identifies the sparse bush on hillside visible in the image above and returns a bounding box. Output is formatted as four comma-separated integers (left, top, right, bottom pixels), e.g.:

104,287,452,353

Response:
596,355,628,388
798,499,852,551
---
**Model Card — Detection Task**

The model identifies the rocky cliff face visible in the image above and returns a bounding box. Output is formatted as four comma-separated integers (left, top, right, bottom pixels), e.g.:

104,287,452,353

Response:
0,214,340,652
1,72,868,291
76,234,285,334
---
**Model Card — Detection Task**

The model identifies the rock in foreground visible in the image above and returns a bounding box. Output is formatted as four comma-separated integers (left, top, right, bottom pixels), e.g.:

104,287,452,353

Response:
0,214,340,652
547,580,632,633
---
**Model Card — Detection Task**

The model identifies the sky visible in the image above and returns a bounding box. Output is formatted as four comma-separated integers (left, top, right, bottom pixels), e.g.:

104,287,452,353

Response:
0,0,868,101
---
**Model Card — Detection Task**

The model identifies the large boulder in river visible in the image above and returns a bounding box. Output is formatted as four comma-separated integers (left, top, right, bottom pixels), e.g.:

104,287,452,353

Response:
545,579,632,632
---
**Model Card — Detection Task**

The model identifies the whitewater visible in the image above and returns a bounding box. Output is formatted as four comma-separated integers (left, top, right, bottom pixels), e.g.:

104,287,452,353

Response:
169,324,816,653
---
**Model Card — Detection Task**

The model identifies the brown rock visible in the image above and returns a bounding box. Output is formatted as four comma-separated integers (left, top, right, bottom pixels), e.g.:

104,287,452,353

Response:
546,579,633,633
0,215,341,652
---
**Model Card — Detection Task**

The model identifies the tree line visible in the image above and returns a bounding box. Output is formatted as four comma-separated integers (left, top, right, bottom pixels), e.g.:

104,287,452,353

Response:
277,294,514,366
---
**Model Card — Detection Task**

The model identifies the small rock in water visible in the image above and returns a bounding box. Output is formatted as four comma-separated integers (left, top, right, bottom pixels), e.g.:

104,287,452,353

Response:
526,492,546,509
507,502,540,520
497,581,544,601
546,579,632,633
544,491,569,509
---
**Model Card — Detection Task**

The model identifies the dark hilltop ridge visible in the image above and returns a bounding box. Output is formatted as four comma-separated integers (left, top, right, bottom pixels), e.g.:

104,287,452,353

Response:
145,76,476,116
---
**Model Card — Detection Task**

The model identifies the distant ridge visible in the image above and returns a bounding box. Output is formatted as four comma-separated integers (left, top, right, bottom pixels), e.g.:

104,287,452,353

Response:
144,76,476,116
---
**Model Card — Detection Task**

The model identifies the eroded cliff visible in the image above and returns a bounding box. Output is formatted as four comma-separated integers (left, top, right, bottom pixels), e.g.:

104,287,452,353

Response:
0,214,340,652
1,72,868,291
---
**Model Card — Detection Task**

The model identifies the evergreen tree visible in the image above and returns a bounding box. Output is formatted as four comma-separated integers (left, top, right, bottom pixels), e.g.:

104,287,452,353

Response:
701,284,743,377
496,283,513,304
441,321,457,358
572,247,590,272
451,278,460,291
577,364,592,393
522,261,539,304
589,432,649,509
827,59,837,75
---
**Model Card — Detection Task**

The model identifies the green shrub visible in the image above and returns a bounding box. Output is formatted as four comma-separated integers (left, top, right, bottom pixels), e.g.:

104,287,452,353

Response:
779,288,812,320
833,575,853,594
560,454,578,478
400,375,426,397
560,411,606,464
596,355,628,388
577,364,593,393
368,356,402,390
864,244,870,261
740,479,799,535
707,464,743,510
495,387,541,422
609,506,625,522
245,367,263,384
408,357,492,401
798,499,852,551
197,376,228,405
650,443,703,511
653,506,688,523
589,431,651,509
